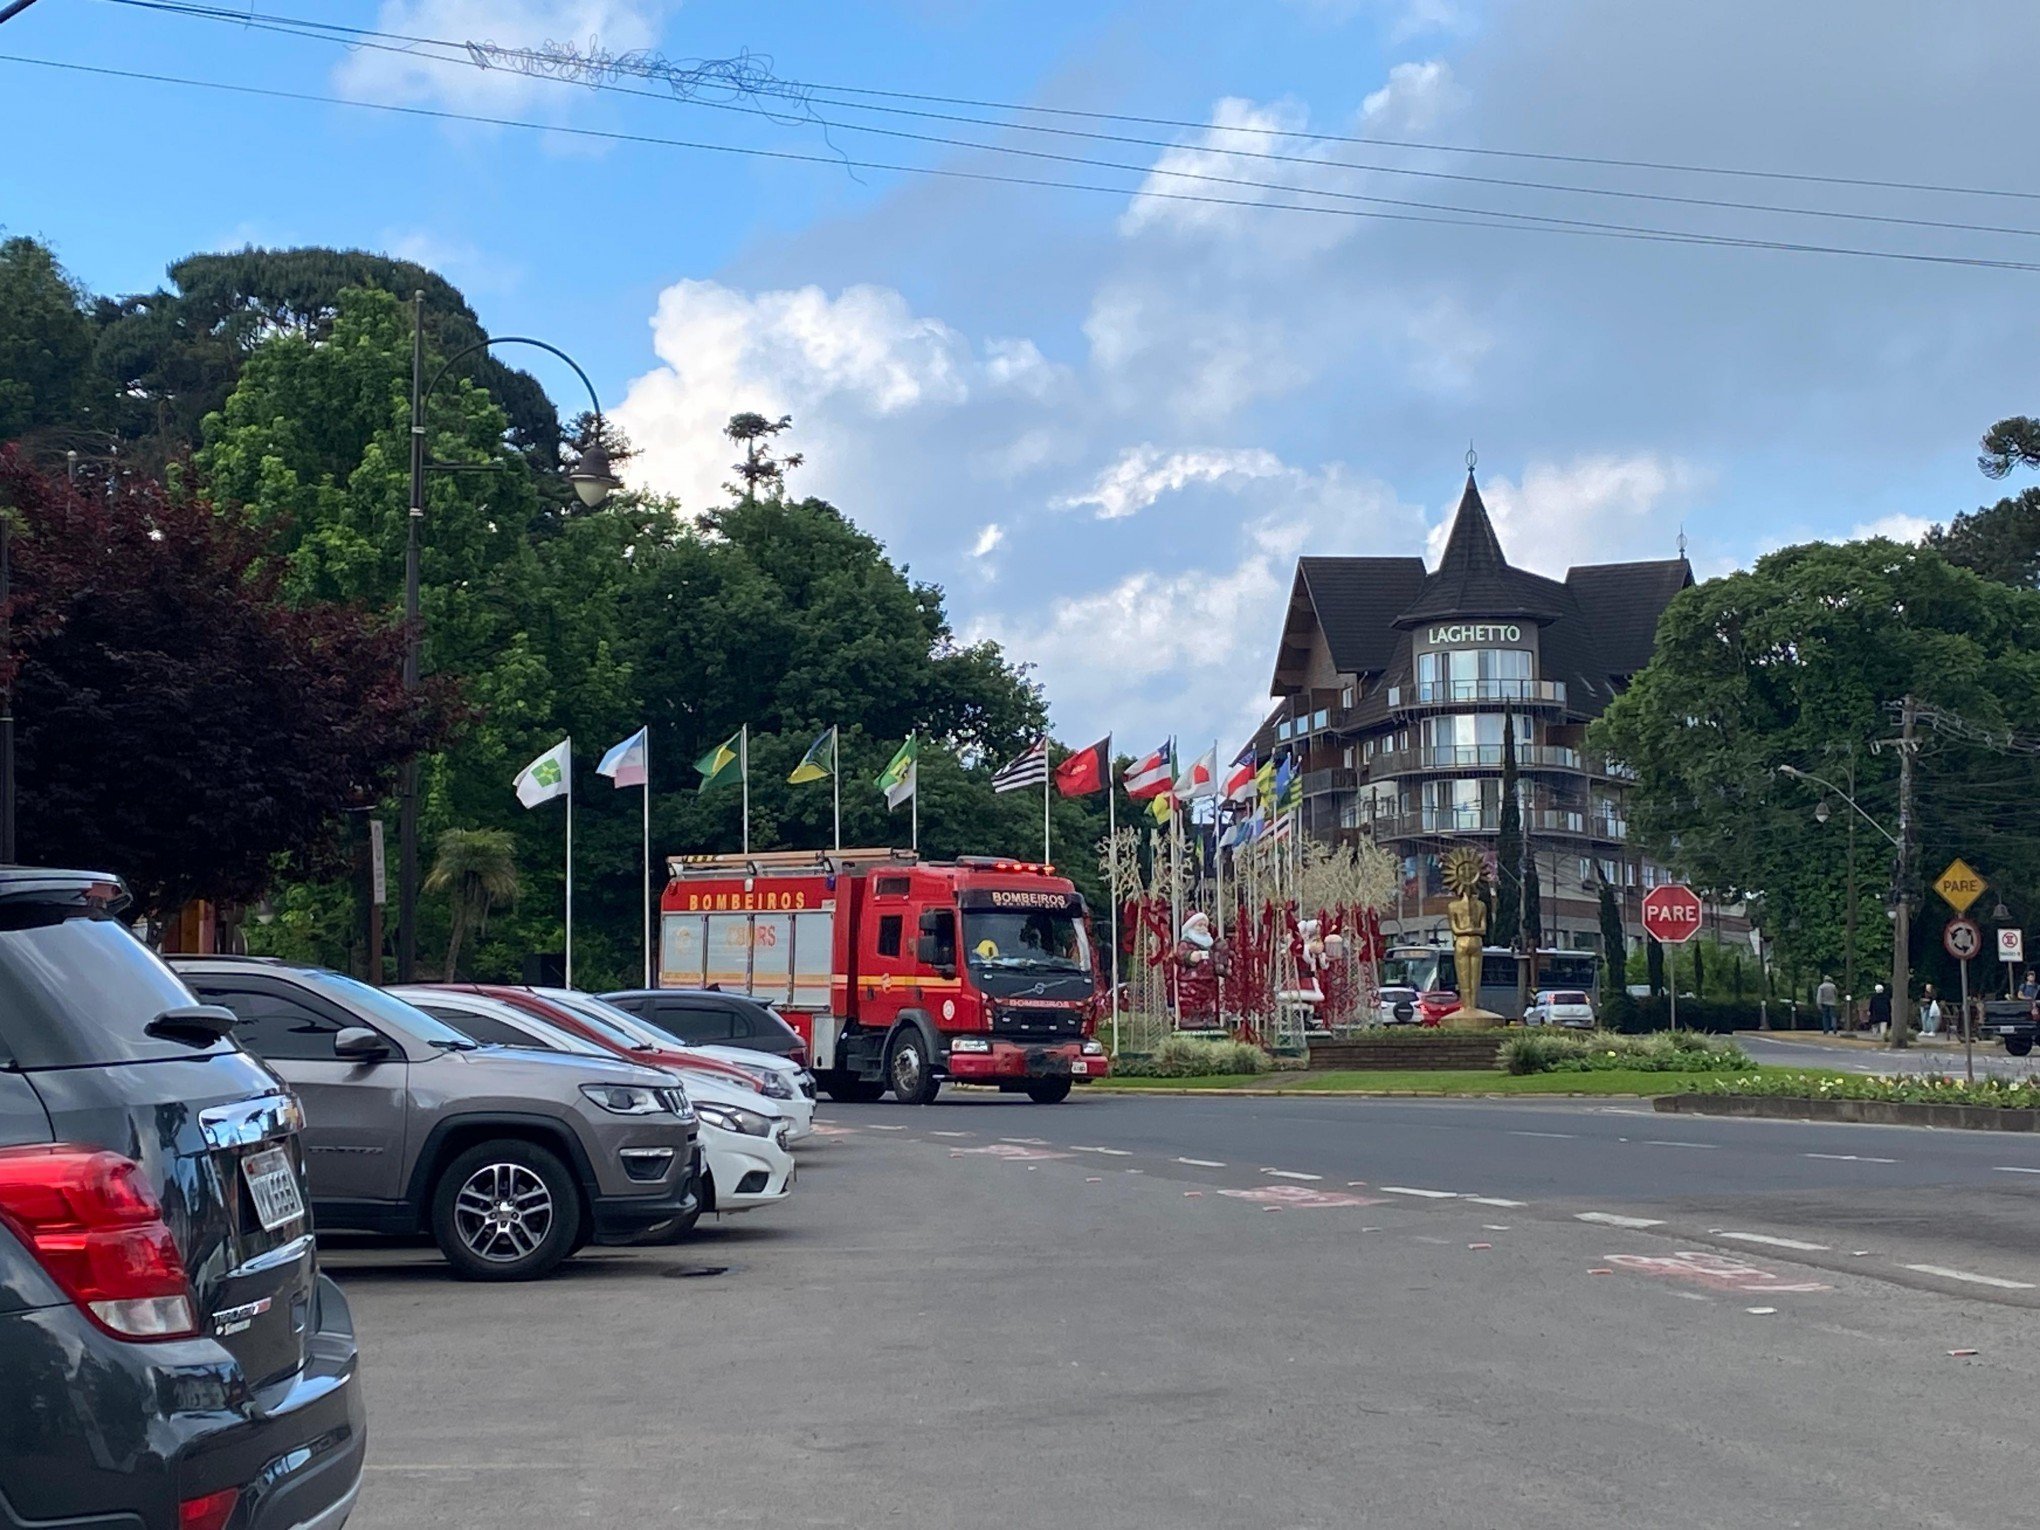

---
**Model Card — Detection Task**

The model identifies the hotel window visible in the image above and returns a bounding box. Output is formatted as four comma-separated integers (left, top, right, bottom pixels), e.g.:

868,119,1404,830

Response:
1340,685,1355,708
1417,648,1533,701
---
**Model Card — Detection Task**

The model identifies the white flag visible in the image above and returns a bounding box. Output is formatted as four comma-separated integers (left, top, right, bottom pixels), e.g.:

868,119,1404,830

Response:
513,739,572,808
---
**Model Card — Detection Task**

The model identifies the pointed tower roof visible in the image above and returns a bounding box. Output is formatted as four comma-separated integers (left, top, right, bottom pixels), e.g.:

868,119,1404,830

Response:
1396,472,1563,625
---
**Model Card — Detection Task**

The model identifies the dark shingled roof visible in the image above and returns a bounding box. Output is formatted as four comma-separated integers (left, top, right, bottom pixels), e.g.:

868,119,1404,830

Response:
1563,559,1694,676
1267,470,1695,724
1396,475,1565,626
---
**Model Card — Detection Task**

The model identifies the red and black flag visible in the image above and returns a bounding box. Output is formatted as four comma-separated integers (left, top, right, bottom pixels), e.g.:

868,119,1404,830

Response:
1054,735,1111,797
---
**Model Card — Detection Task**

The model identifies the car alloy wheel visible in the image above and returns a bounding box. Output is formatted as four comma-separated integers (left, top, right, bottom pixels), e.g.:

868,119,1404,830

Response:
452,1161,556,1263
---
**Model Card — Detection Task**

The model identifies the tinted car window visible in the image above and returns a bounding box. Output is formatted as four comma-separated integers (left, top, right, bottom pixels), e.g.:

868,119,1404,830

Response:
0,911,228,1068
205,988,347,1062
655,1002,735,1042
418,1007,538,1048
294,970,477,1049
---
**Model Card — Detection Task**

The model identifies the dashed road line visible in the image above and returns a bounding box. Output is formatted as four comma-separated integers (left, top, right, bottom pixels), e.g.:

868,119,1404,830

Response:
1575,1212,1663,1229
1903,1264,2037,1291
1717,1232,1830,1252
1993,1166,2040,1175
1642,1140,1716,1150
1176,1157,1227,1168
1001,1137,1051,1146
1466,1196,1527,1208
1805,1152,1898,1163
929,1131,973,1138
1379,1186,1458,1199
864,1124,907,1131
1262,1169,1324,1181
1070,1146,1132,1156
1509,1130,1577,1140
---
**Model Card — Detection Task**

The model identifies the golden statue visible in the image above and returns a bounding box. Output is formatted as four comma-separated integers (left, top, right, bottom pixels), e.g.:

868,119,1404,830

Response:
1441,848,1490,1018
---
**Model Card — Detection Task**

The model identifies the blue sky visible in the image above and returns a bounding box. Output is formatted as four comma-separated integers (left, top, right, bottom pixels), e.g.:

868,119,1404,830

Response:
7,0,2040,753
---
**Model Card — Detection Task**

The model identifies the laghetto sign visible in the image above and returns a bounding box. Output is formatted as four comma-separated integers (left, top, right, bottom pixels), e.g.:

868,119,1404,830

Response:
1424,622,1523,645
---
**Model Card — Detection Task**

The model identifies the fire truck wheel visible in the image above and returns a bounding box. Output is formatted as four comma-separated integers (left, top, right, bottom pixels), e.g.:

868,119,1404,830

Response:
826,1076,886,1103
1025,1079,1073,1105
887,1030,942,1105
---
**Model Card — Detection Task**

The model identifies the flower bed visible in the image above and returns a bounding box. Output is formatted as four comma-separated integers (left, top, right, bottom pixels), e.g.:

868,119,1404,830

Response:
1499,1029,1751,1076
1689,1071,2040,1108
1112,1036,1274,1078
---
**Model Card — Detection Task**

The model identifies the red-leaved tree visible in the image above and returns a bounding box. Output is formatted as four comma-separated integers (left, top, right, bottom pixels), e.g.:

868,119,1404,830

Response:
0,447,458,915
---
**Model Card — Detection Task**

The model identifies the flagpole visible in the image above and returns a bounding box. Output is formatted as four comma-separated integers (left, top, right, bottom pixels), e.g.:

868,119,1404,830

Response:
1043,740,1052,865
641,730,652,989
1108,752,1120,1058
910,733,919,853
1168,738,1182,1030
564,736,574,989
831,726,841,853
740,724,750,858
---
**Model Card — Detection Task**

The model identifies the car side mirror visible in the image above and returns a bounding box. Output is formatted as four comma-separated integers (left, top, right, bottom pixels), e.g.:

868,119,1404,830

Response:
333,1027,392,1060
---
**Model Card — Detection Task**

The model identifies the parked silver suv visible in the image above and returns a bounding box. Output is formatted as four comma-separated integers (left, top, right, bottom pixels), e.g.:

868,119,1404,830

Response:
173,957,699,1281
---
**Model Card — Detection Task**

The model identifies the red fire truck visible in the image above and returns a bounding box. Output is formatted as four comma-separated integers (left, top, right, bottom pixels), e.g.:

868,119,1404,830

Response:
658,848,1108,1105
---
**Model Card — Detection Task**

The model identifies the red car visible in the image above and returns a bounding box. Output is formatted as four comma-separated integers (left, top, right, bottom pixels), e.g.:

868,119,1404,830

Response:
1416,989,1461,1026
414,983,764,1092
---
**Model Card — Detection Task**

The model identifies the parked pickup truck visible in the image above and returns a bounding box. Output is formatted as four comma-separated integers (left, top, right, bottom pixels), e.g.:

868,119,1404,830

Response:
1980,998,2039,1056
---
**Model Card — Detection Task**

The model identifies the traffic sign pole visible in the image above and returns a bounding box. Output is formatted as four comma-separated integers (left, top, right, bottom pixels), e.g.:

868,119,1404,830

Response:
1961,954,1972,1084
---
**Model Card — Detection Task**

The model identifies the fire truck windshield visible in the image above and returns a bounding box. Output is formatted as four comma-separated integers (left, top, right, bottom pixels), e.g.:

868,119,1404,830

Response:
964,910,1091,973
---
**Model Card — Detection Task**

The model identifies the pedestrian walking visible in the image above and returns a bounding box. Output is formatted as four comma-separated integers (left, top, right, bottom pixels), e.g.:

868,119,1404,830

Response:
1816,975,1839,1034
1867,983,1892,1036
1921,983,1941,1037
2022,970,2038,1002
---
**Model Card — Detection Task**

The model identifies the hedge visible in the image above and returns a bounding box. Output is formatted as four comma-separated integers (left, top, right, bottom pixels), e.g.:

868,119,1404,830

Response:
1603,994,1767,1034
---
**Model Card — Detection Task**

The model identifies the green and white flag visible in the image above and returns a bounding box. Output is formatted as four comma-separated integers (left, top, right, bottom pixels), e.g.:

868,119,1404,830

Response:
695,730,745,794
513,739,572,808
875,735,918,810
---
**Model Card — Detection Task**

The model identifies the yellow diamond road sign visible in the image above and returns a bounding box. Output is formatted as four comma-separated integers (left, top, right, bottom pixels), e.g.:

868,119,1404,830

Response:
1935,858,1985,914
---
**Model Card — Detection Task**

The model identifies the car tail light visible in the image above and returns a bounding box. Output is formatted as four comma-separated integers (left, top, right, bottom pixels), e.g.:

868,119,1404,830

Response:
179,1488,240,1530
0,1146,199,1340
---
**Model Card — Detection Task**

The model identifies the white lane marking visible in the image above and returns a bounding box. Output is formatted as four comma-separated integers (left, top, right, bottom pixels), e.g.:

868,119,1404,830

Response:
1070,1146,1132,1156
1994,1166,2040,1175
1576,1212,1663,1229
1675,1292,1708,1301
1466,1196,1527,1208
1904,1264,2037,1291
929,1131,972,1138
1262,1169,1324,1181
1718,1232,1830,1252
1001,1137,1050,1146
1599,1107,1657,1118
1176,1157,1227,1168
865,1124,907,1131
1805,1152,1897,1163
1643,1140,1717,1150
1379,1186,1459,1199
1509,1130,1577,1139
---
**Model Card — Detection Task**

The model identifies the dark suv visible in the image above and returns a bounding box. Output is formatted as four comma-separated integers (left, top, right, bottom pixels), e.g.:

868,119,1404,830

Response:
603,987,809,1065
0,870,364,1530
175,957,699,1281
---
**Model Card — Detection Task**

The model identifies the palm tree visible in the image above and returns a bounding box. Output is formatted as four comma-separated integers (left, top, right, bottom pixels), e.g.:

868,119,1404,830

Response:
425,829,519,980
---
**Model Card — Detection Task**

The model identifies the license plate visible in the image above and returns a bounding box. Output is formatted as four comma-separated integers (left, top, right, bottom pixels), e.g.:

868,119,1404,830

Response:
1071,1058,1088,1076
241,1146,307,1232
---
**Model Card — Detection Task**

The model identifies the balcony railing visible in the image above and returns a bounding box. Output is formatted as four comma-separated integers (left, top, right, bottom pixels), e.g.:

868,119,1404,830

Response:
1385,678,1568,711
1361,808,1632,842
1369,744,1583,777
1301,767,1357,798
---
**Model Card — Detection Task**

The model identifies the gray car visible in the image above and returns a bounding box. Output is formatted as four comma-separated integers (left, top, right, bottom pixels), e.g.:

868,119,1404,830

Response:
174,957,700,1281
0,870,364,1530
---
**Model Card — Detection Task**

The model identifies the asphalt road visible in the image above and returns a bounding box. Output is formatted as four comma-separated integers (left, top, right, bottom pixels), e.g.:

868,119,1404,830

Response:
338,1092,2040,1529
1744,1032,2040,1078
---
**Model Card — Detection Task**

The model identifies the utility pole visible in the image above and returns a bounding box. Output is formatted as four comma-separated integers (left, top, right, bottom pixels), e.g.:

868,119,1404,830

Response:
1842,753,1857,1021
1888,695,1918,1050
397,291,425,983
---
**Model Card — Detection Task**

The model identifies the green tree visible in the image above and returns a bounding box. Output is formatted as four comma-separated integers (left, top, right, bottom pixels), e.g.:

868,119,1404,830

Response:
426,828,520,979
1597,879,1626,1003
0,237,109,457
1692,939,1707,998
1492,714,1521,947
1646,935,1665,997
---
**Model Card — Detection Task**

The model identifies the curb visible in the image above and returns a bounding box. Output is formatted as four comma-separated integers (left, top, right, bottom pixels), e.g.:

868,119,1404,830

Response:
1655,1093,2040,1131
1087,1085,1653,1099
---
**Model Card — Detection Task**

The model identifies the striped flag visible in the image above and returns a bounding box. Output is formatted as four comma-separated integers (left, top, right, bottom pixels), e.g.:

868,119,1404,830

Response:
1223,748,1257,804
991,737,1049,793
1124,742,1174,801
596,727,648,789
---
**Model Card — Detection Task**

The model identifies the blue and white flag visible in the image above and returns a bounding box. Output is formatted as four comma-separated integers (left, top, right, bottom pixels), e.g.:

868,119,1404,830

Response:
596,727,649,789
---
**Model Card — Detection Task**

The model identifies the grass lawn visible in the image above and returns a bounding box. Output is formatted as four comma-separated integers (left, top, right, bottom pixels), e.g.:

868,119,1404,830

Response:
1094,1064,1839,1097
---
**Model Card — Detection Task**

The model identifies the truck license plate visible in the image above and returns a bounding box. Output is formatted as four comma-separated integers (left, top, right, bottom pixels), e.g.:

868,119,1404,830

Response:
241,1147,307,1232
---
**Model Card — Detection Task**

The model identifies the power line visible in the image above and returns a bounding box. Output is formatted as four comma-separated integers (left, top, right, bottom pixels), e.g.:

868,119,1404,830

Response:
10,52,2040,277
94,0,2040,244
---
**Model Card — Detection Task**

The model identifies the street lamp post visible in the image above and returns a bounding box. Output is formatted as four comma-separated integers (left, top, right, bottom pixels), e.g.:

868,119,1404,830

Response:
395,293,622,982
1779,753,1913,1050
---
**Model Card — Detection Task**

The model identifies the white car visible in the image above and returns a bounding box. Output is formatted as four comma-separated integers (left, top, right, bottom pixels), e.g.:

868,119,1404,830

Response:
395,989,795,1223
1374,985,1420,1025
1524,989,1597,1028
537,988,816,1143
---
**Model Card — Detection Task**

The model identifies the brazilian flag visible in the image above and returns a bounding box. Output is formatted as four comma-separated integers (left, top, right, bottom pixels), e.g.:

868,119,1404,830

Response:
695,730,745,794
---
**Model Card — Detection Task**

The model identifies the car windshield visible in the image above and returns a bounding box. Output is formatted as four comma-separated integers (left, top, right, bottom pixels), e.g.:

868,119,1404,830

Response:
538,990,676,1051
964,910,1091,972
1552,992,1590,1006
299,969,478,1049
1380,952,1438,991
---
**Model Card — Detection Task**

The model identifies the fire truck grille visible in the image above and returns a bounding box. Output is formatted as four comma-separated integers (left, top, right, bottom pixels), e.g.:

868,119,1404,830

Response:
991,1006,1083,1041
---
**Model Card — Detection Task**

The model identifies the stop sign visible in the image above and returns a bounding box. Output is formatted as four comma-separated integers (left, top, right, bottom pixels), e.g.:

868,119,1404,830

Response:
1641,884,1703,944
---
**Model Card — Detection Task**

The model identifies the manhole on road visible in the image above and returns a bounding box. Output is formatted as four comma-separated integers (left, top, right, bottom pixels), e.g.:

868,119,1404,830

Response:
661,1264,735,1280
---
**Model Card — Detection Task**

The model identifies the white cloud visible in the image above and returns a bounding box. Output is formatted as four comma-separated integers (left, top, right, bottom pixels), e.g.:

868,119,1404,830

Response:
1360,60,1466,134
1430,454,1710,576
1283,0,1466,38
970,523,1005,558
378,228,522,294
334,1,675,113
1053,445,1288,520
1851,513,1934,543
